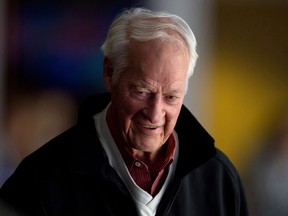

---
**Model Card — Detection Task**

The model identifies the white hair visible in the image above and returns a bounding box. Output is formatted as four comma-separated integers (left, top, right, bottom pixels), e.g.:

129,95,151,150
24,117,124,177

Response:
101,7,198,92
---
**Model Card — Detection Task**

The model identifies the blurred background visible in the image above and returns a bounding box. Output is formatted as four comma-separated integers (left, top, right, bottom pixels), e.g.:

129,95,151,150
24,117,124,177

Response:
0,0,287,215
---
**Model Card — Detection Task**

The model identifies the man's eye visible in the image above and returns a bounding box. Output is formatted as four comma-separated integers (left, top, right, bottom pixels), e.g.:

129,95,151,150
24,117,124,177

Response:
165,95,181,104
137,91,146,95
166,95,176,100
133,90,149,98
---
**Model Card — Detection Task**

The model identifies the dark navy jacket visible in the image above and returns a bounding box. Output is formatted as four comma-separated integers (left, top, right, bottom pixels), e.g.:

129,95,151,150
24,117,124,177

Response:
0,93,249,215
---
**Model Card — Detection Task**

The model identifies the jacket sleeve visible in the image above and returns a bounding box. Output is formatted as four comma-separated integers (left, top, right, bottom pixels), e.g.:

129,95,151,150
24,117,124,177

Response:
215,149,250,216
0,156,43,216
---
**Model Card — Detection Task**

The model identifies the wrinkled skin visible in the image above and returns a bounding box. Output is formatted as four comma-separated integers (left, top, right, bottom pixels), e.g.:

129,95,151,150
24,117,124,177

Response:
104,40,189,165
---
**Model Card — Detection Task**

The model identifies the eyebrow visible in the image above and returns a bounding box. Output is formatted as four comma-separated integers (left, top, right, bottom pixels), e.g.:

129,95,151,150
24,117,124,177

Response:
131,83,156,92
132,83,183,96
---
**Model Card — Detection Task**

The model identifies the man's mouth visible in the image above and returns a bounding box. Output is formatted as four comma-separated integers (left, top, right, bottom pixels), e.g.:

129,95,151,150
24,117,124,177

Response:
143,125,158,129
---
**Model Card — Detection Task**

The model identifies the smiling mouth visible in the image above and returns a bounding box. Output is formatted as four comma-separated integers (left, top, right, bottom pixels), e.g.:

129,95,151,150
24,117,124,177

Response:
143,125,158,129
137,124,162,135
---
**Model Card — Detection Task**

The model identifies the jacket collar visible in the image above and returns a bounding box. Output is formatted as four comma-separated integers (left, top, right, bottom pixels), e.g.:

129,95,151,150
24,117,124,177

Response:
174,105,216,179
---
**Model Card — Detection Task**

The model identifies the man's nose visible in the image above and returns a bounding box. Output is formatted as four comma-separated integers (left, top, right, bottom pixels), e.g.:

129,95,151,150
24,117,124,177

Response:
145,95,165,123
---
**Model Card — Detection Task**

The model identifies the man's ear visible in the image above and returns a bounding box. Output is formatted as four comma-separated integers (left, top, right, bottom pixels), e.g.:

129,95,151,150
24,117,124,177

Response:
103,57,113,92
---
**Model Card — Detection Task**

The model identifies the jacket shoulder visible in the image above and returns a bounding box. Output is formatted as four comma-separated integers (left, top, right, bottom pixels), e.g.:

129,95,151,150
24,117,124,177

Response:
213,149,240,179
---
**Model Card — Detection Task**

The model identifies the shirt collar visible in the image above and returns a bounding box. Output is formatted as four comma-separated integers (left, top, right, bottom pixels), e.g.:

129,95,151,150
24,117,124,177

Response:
116,132,176,173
